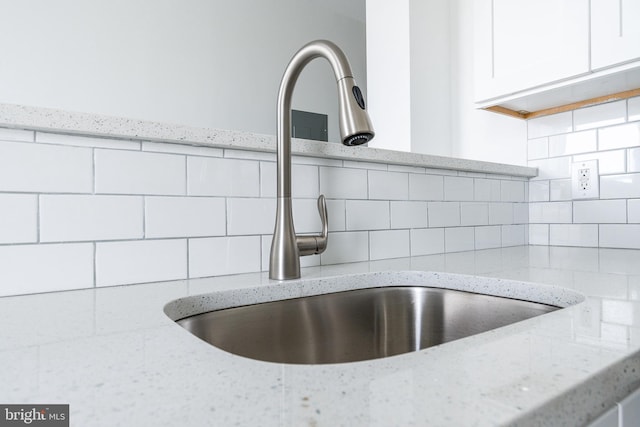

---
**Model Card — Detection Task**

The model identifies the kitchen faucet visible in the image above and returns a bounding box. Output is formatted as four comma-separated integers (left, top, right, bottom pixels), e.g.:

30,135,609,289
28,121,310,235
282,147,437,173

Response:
269,40,375,280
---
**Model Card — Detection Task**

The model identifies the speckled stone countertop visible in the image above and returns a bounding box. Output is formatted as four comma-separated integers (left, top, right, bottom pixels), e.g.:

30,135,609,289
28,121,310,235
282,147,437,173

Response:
1,246,640,426
0,103,537,177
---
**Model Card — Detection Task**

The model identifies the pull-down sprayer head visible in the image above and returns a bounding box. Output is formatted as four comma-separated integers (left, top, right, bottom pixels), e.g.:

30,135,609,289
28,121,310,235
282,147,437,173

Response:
337,77,375,146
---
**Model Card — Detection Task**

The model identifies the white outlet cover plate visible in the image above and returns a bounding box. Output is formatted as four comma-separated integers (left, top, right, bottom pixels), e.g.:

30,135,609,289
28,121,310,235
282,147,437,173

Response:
572,159,599,199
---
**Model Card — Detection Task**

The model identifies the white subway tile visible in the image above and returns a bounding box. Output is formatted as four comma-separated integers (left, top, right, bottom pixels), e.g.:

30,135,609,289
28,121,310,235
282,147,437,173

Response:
0,141,92,193
0,128,33,142
500,180,525,202
142,141,223,157
598,122,640,150
445,227,474,252
37,132,140,150
96,239,187,286
0,243,93,296
528,112,572,139
460,202,488,226
444,176,474,201
0,194,37,243
40,195,143,242
575,101,626,131
474,179,501,202
346,200,389,230
409,174,444,201
529,224,549,245
549,179,572,201
488,203,514,225
550,224,598,247
629,97,640,122
601,173,640,199
370,229,410,260
320,231,369,264
224,149,275,162
425,168,457,176
528,157,572,180
390,201,427,229
528,137,549,160
502,224,526,247
628,147,640,173
319,167,368,199
292,198,324,233
410,228,445,256
260,235,319,271
293,155,342,167
629,199,640,223
529,181,549,202
189,236,261,278
326,200,346,232
573,200,626,224
529,202,573,223
145,196,225,238
187,157,258,197
226,198,275,235
343,160,387,170
459,171,486,178
428,202,460,227
574,150,626,175
600,225,640,249
474,226,501,250
260,162,319,198
388,164,425,173
369,170,409,200
548,130,597,156
513,203,529,224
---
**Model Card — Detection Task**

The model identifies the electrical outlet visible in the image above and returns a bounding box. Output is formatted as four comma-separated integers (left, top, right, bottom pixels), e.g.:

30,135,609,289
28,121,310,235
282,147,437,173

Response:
572,160,599,199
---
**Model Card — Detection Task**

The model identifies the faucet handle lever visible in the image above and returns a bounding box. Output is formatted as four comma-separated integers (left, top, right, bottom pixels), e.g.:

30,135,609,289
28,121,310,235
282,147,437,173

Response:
296,194,329,256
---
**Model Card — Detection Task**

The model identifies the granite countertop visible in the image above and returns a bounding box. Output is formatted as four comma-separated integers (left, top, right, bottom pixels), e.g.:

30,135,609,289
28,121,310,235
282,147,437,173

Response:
1,246,639,426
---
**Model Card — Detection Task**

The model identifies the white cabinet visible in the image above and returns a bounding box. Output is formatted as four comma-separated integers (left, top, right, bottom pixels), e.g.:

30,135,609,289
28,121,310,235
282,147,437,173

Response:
474,0,590,102
591,0,640,70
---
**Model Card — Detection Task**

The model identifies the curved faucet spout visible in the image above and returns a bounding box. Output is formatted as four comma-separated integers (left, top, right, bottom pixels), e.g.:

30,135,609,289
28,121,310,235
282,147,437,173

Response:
269,40,375,281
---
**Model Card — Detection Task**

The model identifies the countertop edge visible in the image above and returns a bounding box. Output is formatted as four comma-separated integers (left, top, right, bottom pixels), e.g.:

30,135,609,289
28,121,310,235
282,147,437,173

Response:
0,103,537,178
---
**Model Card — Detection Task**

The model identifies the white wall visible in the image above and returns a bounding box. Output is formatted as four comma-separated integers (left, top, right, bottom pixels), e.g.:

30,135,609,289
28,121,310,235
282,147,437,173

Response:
0,0,366,143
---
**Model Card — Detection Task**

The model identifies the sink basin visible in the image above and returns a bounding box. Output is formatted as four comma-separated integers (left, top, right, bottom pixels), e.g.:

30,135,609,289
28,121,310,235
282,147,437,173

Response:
175,286,559,364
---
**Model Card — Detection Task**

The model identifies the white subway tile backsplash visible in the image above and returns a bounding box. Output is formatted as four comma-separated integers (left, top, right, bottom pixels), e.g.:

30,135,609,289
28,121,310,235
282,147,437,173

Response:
410,228,445,255
529,202,572,223
598,122,640,150
343,160,387,171
628,148,640,173
529,224,549,245
37,132,140,150
550,224,598,247
187,157,258,197
40,195,143,242
502,224,526,247
445,227,474,252
387,164,426,174
460,202,488,226
474,179,501,202
574,101,626,131
142,141,223,157
226,198,275,235
573,150,626,175
500,180,525,202
260,162,319,198
224,149,275,162
326,200,346,232
528,157,572,180
488,203,513,225
96,239,187,286
0,128,34,142
428,202,460,227
368,170,409,200
601,174,640,199
474,226,501,250
629,97,640,121
528,112,572,139
529,181,549,202
292,198,323,233
513,203,529,224
320,231,369,264
390,201,427,229
189,236,261,278
346,200,389,230
528,137,549,160
96,149,185,195
0,141,93,193
573,200,627,224
319,166,368,199
444,176,474,201
409,174,444,201
292,155,342,167
629,200,640,223
548,130,596,157
145,196,226,238
600,225,640,249
0,243,93,297
0,194,37,244
549,179,572,201
370,229,410,260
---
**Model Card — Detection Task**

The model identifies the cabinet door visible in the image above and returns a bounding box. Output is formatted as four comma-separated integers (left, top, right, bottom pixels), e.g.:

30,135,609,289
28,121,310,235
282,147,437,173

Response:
474,0,590,102
591,0,640,70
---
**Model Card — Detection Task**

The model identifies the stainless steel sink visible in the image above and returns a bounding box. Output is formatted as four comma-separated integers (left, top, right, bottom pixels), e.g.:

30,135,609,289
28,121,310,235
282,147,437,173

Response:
175,286,559,364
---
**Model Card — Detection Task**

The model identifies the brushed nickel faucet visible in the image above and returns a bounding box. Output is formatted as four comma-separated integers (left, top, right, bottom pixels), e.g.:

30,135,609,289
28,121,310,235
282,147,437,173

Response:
269,40,375,280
